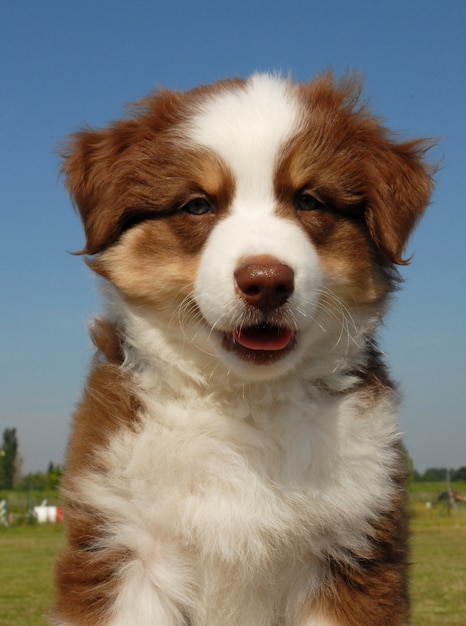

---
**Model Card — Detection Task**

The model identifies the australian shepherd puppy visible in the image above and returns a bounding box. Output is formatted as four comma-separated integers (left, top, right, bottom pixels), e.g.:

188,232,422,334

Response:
53,73,433,625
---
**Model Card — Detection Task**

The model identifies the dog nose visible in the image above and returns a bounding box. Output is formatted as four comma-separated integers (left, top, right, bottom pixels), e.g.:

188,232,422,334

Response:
234,256,294,311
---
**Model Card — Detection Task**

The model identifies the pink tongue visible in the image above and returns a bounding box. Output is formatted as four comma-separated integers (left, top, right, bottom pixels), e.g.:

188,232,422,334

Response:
233,326,293,351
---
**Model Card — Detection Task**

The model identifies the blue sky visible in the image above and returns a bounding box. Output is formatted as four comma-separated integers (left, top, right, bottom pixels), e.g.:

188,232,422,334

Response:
1,0,465,474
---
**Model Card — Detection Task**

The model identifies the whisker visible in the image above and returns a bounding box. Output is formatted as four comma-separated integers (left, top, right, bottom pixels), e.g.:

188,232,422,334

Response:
315,287,363,355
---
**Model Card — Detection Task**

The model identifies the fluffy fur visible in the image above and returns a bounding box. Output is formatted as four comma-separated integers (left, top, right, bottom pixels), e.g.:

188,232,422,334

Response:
53,73,433,625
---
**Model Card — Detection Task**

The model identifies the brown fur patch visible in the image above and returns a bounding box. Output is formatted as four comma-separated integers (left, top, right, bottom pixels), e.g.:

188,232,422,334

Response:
62,93,236,256
53,321,139,624
283,74,434,265
54,515,131,625
63,320,139,474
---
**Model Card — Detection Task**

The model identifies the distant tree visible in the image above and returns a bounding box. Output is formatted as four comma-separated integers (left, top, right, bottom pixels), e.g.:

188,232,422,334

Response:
15,471,49,491
421,467,448,482
0,451,4,488
452,466,466,482
46,462,64,488
15,462,64,492
0,428,19,489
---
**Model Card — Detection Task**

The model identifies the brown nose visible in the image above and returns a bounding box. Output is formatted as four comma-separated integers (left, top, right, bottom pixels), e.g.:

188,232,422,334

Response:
234,256,294,311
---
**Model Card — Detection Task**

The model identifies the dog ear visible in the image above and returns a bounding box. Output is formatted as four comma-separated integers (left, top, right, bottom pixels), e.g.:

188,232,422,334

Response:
363,137,435,265
61,121,140,255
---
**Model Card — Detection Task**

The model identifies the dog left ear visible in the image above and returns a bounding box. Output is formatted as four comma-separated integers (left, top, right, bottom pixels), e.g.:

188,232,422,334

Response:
364,138,434,264
61,123,139,255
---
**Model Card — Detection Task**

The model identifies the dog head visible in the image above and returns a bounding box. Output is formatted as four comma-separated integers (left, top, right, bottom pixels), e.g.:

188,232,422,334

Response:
63,73,433,381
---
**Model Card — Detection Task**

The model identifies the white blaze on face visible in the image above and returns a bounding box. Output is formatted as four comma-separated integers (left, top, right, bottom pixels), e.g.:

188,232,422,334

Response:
187,74,323,366
189,74,300,209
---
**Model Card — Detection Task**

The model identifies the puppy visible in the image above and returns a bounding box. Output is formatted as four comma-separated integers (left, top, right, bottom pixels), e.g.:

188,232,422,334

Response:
53,73,433,625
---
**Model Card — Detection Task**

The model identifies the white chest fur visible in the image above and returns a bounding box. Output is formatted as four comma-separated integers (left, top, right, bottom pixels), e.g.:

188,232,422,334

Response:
75,364,399,626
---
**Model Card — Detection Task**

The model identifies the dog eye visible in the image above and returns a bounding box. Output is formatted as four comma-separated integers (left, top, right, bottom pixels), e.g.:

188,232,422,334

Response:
183,198,213,216
295,193,325,212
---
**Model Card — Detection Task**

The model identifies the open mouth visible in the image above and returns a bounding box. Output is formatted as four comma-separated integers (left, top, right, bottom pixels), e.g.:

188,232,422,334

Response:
222,324,296,365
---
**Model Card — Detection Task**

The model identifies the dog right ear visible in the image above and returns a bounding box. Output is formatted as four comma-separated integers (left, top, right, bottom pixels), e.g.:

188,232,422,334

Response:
61,122,138,255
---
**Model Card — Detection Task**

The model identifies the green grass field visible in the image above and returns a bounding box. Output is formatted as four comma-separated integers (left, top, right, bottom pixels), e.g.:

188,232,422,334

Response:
410,504,466,625
0,490,465,625
0,523,63,626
